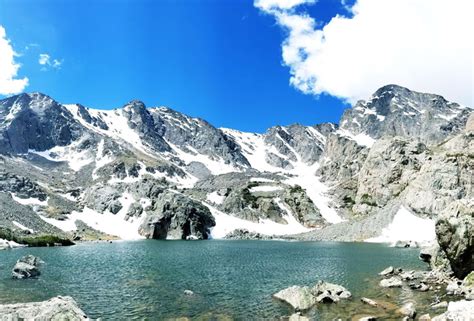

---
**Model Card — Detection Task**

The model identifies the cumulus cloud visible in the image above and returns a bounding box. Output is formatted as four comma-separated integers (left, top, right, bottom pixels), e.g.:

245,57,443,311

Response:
255,0,474,106
39,53,62,70
0,26,29,95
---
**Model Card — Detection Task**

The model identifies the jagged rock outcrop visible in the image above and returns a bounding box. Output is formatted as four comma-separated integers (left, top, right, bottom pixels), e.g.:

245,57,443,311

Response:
0,93,83,154
0,296,89,320
339,84,470,145
139,191,215,240
435,199,474,279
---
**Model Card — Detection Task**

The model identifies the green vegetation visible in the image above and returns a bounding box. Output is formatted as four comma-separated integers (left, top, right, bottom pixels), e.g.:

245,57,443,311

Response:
0,227,74,247
241,188,259,209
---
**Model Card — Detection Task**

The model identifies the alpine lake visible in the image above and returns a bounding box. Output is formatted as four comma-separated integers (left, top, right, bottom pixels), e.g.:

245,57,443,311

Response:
0,240,440,320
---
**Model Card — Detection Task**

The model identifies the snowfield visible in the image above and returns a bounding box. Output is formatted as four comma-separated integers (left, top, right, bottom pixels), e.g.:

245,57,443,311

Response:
366,206,436,246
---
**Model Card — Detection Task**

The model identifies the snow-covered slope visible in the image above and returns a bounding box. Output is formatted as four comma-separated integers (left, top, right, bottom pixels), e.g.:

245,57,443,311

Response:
0,85,471,242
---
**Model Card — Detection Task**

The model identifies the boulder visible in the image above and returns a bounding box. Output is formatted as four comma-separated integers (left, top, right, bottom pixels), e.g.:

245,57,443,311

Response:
379,276,403,288
432,300,474,321
12,255,44,279
272,286,316,311
379,266,394,276
0,296,89,320
139,191,215,240
431,301,448,310
361,297,379,307
435,199,474,279
311,280,352,300
397,302,416,319
315,290,339,303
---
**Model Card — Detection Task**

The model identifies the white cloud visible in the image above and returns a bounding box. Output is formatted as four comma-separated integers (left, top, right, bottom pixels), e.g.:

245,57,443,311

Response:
255,0,315,11
255,0,474,106
39,53,62,70
39,53,50,65
0,26,29,95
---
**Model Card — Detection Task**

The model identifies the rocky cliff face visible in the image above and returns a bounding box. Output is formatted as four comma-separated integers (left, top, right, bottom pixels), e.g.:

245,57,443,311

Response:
0,85,471,247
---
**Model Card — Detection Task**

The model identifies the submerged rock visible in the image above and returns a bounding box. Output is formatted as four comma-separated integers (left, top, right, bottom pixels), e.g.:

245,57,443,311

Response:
12,255,44,279
289,312,310,321
272,286,316,311
397,302,416,319
0,296,89,320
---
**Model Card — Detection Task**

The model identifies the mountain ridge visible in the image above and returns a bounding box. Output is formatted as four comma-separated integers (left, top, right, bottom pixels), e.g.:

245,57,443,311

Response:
0,85,472,257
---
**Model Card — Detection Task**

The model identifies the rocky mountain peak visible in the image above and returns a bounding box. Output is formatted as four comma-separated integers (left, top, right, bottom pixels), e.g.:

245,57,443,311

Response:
338,85,471,145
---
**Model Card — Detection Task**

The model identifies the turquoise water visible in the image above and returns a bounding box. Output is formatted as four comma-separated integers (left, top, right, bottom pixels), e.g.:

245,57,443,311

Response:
0,240,427,320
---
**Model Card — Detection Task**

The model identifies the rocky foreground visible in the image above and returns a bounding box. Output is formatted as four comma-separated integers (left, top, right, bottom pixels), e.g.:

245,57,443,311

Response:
0,296,89,321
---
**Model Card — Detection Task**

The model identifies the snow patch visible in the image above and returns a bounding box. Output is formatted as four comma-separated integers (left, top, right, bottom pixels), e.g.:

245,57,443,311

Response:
206,191,225,205
11,193,48,206
28,138,93,171
207,203,311,239
336,129,376,148
12,221,34,233
249,185,283,193
39,192,144,240
366,206,436,246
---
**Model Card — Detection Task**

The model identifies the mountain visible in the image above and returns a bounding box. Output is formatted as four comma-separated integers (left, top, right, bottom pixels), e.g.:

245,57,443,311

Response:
0,86,472,255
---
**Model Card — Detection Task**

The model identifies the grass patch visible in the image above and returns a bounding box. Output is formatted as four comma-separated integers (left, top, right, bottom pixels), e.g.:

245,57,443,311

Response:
0,227,74,247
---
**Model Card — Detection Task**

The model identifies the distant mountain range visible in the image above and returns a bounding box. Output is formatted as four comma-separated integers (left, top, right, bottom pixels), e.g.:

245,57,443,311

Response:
0,85,472,252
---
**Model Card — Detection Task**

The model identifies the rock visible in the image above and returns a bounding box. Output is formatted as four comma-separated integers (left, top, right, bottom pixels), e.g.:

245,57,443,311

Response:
418,314,431,321
0,296,89,320
446,280,462,295
224,229,273,240
311,280,352,300
272,286,316,311
399,271,415,281
379,276,403,288
394,240,419,248
431,301,448,310
361,297,379,307
315,290,339,304
358,317,377,321
432,300,474,321
435,199,474,279
12,255,44,279
289,313,310,321
184,290,194,296
379,266,394,276
139,191,215,240
397,302,416,319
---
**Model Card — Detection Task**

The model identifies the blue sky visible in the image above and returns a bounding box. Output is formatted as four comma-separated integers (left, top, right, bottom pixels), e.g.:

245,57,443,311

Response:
1,0,471,132
0,0,353,132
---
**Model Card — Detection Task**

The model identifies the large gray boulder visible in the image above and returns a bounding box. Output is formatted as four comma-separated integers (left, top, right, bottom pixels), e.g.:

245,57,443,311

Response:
432,300,474,321
0,296,89,320
139,192,215,240
436,199,474,279
272,286,316,311
12,255,44,279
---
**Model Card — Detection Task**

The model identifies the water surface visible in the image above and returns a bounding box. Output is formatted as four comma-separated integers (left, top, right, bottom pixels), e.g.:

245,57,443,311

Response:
0,240,427,320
